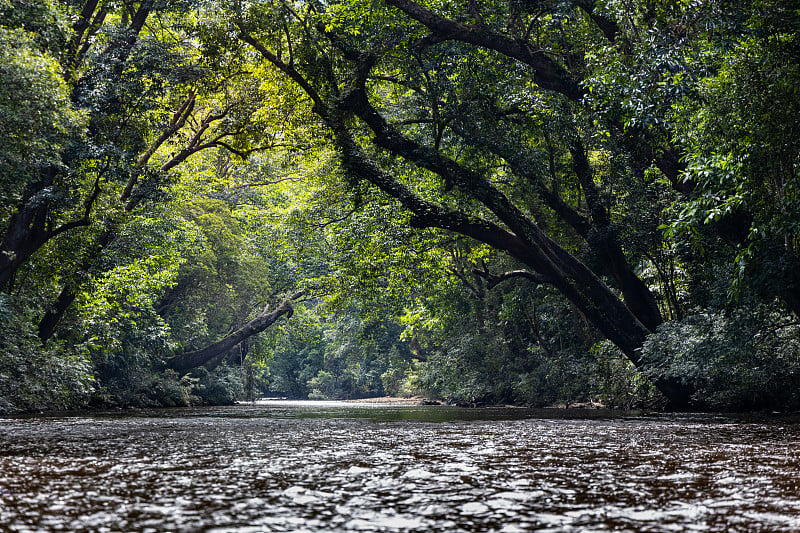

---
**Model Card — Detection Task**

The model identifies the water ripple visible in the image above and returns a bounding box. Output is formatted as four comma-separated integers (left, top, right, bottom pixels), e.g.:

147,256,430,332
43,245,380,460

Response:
1,404,800,531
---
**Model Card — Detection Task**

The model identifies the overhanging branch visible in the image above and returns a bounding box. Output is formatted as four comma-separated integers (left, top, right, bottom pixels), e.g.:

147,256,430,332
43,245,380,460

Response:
385,0,583,100
165,298,297,372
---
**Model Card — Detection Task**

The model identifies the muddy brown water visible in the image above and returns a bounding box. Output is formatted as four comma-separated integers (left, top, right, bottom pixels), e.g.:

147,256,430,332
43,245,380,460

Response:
1,401,799,532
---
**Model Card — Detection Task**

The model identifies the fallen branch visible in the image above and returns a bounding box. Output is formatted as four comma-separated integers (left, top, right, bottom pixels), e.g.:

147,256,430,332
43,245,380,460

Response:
165,298,296,372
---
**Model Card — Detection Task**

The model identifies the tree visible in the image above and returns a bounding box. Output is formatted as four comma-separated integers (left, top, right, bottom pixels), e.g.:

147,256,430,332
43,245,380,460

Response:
166,300,295,372
1,0,303,346
667,1,800,312
0,0,89,289
4,0,799,412
0,1,318,409
227,0,704,406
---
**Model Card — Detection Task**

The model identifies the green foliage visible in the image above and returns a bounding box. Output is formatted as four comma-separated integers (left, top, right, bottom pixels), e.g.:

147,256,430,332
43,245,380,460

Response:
307,370,340,400
406,254,601,406
665,0,800,301
0,11,85,209
380,361,422,398
641,305,800,410
0,295,93,414
250,306,326,399
4,0,800,414
250,305,400,400
190,365,244,405
591,341,664,410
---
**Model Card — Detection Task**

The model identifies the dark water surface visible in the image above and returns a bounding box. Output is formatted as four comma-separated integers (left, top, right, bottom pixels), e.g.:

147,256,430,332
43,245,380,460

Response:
1,401,800,532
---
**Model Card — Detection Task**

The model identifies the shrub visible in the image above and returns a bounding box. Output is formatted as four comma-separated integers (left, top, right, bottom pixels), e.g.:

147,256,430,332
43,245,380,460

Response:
0,296,94,413
641,306,800,410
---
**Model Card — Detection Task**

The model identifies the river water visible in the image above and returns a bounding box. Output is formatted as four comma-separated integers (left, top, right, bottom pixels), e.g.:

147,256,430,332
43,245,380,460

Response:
1,401,799,532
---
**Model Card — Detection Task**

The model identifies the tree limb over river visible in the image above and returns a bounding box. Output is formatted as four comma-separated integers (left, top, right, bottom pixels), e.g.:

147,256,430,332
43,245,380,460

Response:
166,298,297,372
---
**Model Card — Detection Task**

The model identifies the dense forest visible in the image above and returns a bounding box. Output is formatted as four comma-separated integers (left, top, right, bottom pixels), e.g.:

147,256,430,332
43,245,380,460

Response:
1,0,799,413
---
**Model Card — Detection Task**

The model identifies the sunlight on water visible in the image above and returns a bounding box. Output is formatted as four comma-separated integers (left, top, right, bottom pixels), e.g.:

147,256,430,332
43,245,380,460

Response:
1,403,800,532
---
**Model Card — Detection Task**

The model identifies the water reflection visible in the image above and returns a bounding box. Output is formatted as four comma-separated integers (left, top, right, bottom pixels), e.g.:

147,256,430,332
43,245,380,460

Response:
1,401,799,532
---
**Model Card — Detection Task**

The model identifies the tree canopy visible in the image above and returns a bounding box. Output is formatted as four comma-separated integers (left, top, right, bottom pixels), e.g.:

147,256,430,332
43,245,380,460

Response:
2,0,800,412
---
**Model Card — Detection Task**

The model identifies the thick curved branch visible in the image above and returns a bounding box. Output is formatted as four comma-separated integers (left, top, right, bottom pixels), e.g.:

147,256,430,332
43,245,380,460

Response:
385,0,583,100
451,117,662,330
449,119,593,236
574,0,621,42
330,114,655,363
335,73,579,268
331,123,532,260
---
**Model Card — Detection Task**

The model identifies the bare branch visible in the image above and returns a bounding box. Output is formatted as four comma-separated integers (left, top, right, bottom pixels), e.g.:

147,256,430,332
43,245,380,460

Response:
48,174,103,239
228,176,301,189
121,90,197,202
473,267,551,290
448,267,484,298
237,25,326,114
303,203,361,228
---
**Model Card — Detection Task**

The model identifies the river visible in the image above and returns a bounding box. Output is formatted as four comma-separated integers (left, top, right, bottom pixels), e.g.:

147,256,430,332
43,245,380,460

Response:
1,401,799,532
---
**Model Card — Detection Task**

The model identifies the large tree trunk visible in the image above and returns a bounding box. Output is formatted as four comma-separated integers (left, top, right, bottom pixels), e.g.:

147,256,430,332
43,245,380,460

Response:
0,168,95,291
38,228,115,343
0,170,59,290
469,127,663,331
331,120,693,409
38,284,81,342
0,199,51,290
165,300,294,372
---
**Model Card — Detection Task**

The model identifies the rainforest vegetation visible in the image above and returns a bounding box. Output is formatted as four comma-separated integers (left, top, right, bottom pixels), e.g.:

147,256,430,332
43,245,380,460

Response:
1,0,799,413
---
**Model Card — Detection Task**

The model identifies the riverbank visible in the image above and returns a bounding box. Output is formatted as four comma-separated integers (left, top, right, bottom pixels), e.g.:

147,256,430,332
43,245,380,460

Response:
345,397,611,409
343,396,442,405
